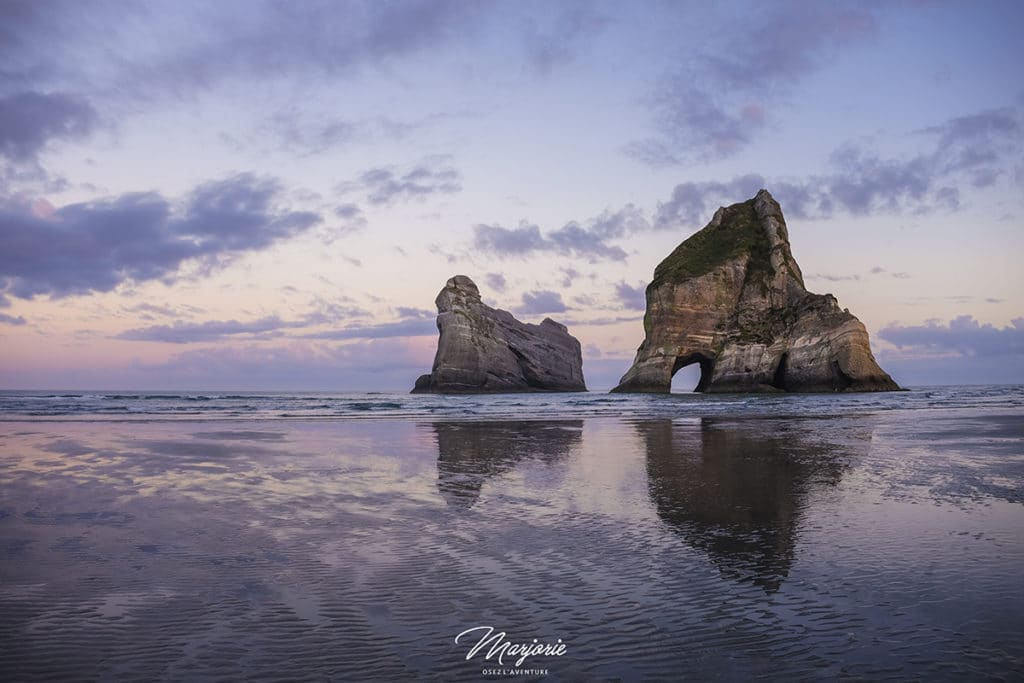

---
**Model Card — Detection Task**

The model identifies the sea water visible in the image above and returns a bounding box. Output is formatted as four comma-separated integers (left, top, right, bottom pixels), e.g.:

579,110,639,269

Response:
1,386,1021,680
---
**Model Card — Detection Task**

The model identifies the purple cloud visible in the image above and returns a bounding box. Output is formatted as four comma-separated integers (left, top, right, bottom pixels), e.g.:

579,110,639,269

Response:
632,1,880,163
473,217,630,263
879,316,1024,357
0,91,98,163
485,272,508,292
0,312,26,325
0,174,320,300
516,290,568,315
116,316,297,344
651,106,1023,226
359,162,462,206
613,281,647,311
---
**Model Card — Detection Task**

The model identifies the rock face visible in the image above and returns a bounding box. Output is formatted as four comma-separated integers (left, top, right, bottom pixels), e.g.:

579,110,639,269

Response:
612,189,900,394
412,275,587,393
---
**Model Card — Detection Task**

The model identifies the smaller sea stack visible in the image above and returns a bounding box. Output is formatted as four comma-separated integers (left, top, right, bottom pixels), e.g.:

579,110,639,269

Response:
412,275,586,393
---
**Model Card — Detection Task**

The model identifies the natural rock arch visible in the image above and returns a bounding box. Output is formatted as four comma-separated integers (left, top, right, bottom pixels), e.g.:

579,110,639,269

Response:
612,190,899,394
671,353,715,393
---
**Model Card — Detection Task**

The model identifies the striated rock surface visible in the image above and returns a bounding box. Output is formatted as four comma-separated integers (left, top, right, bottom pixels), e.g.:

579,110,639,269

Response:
612,189,899,394
412,275,586,393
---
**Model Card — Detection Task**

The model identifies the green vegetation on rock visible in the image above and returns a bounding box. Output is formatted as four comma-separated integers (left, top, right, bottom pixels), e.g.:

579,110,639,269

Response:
650,199,772,287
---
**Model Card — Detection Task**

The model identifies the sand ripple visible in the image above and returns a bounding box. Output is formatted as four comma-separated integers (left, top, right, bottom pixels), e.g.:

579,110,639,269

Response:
1,413,1022,680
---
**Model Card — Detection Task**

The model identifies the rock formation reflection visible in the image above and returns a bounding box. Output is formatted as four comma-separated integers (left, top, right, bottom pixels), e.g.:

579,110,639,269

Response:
433,421,582,508
640,418,864,591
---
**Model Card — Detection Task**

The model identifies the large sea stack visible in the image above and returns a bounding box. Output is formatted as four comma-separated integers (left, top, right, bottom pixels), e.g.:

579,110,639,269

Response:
412,275,586,393
612,189,899,393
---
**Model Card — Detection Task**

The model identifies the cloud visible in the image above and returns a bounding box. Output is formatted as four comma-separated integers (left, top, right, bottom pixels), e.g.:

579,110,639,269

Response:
340,158,462,207
264,111,359,155
878,316,1024,357
613,281,647,310
475,221,628,261
473,210,637,263
630,90,766,165
924,108,1022,177
426,242,460,264
516,290,568,315
183,1,479,82
125,302,183,318
1,1,485,101
559,267,580,288
807,273,861,283
394,306,433,319
0,173,321,300
333,203,367,232
654,174,767,229
651,106,1023,225
521,4,609,74
702,3,878,91
546,222,629,261
366,164,461,205
300,298,372,325
473,222,545,256
0,91,99,163
222,108,470,162
632,1,880,163
116,316,299,344
335,202,364,219
0,312,26,325
821,108,1021,215
560,314,643,327
302,317,437,340
587,204,650,237
823,145,934,215
2,2,616,106
485,272,507,292
116,301,433,344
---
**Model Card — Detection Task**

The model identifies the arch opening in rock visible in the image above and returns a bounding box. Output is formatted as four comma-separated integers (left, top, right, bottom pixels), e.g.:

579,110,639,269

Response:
770,352,789,391
671,353,714,393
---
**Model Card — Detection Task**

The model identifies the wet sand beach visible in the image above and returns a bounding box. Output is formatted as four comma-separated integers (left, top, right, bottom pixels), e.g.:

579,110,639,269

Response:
1,397,1022,680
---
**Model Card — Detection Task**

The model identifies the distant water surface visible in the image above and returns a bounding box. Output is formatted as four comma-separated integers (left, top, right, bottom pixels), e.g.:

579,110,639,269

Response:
1,384,1022,421
0,386,1022,680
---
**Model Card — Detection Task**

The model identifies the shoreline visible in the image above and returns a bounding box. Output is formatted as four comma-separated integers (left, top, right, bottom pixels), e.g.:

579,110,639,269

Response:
1,395,1022,679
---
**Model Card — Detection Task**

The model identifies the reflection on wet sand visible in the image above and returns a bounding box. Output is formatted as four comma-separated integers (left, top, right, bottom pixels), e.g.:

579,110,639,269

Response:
639,418,865,591
2,415,1022,680
432,421,582,507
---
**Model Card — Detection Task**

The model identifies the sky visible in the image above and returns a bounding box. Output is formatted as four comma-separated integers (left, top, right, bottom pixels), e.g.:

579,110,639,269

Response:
0,0,1022,391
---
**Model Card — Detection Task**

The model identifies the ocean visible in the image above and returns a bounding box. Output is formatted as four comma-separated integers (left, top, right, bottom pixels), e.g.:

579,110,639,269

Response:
1,386,1022,680
3,384,1023,421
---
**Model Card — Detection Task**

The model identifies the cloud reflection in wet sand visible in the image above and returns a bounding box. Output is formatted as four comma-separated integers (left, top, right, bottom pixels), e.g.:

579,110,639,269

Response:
0,415,1021,679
